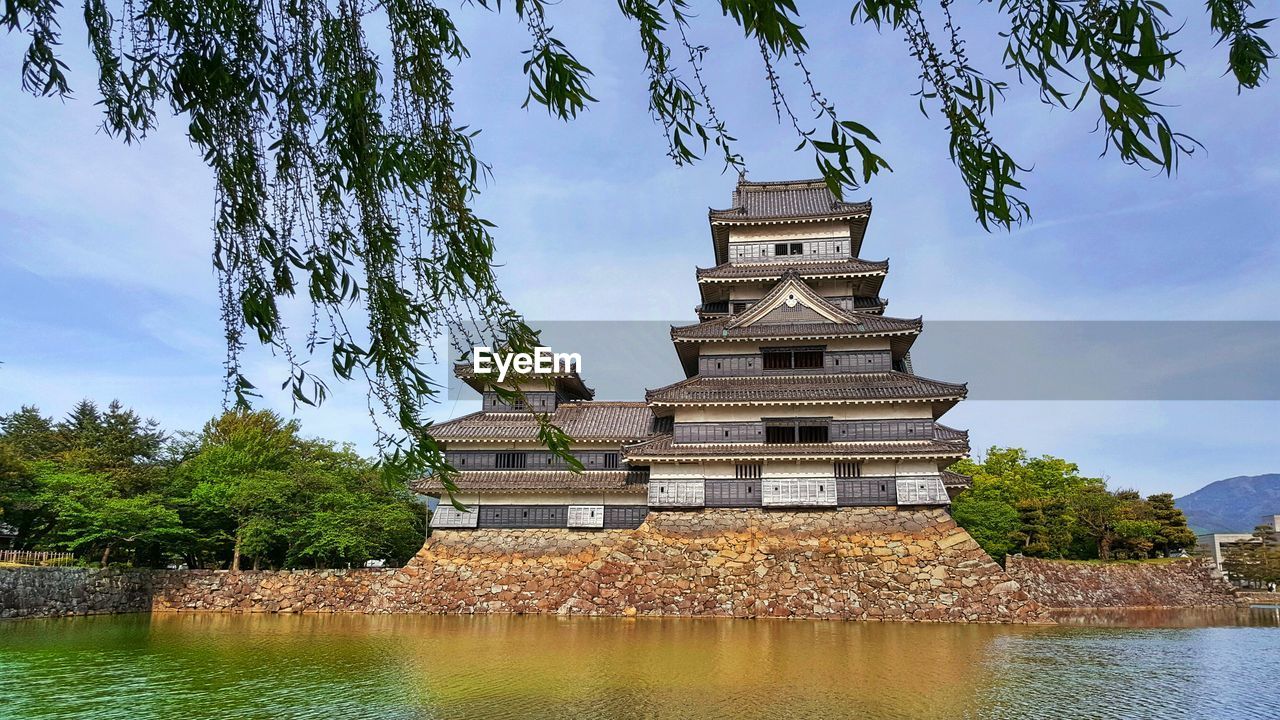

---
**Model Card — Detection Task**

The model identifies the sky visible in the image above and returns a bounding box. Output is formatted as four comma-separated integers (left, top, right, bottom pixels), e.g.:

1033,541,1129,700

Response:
1,2,1278,497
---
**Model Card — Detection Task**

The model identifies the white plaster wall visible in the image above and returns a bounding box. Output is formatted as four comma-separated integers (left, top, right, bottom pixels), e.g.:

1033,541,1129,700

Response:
671,401,935,422
646,458,949,479
694,337,891,355
724,278,868,302
726,221,852,242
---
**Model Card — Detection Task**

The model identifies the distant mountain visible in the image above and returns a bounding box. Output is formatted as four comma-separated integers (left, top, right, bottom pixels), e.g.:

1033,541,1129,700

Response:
1176,474,1280,534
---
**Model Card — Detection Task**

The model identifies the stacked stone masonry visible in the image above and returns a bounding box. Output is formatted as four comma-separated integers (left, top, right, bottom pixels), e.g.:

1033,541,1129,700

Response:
1004,555,1238,608
152,508,1050,623
0,567,153,619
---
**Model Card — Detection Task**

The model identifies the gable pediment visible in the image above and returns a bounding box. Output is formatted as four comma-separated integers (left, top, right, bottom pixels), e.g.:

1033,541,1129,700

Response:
727,272,853,329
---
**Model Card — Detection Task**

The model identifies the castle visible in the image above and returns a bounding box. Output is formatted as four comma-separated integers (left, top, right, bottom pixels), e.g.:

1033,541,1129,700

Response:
418,177,972,526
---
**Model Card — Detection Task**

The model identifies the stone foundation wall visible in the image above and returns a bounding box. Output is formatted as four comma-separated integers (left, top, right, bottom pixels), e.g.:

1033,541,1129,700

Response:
1004,556,1238,608
0,567,153,619
153,508,1049,623
1235,591,1280,607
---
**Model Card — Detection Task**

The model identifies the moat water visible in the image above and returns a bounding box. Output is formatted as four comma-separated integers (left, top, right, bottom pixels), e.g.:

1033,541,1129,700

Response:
2,609,1277,720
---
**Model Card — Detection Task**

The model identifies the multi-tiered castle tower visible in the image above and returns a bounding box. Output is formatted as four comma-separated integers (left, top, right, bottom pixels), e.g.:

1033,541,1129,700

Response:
627,178,969,509
420,177,971,528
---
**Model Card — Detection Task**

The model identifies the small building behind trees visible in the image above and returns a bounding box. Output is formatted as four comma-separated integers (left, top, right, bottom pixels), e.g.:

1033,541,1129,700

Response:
1202,514,1280,587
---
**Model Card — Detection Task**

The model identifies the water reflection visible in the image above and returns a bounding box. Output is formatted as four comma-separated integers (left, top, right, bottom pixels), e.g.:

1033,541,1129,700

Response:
1051,606,1280,628
0,612,1277,720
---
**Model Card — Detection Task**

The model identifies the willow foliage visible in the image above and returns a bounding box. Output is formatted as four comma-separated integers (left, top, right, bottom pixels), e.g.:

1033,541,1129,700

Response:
3,0,1273,493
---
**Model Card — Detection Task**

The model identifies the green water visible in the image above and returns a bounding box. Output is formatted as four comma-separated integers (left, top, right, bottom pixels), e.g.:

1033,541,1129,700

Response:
1,609,1278,720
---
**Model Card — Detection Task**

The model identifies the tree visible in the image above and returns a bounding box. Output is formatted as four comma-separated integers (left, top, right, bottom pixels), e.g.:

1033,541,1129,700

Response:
57,400,103,449
950,447,1104,561
1010,497,1072,558
282,442,424,568
178,409,424,570
1069,484,1121,560
948,447,1200,562
4,1,1274,491
38,468,186,566
0,442,33,523
287,482,423,569
951,495,1020,562
0,406,58,459
0,409,60,549
181,409,301,571
1147,493,1198,556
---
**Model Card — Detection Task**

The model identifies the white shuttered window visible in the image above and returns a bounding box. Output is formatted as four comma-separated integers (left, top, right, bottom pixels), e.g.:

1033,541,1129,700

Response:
567,505,606,528
762,479,838,507
648,480,705,507
431,505,479,528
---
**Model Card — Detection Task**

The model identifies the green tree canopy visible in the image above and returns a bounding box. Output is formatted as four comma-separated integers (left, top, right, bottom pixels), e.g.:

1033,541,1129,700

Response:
2,400,426,569
177,408,423,570
4,1,1273,491
950,447,1198,562
37,467,185,567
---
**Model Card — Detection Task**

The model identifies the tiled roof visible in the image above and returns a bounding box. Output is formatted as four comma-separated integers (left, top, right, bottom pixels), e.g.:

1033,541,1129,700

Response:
623,434,968,461
645,372,967,405
934,424,969,443
709,179,871,221
412,470,648,494
452,362,594,400
697,257,887,282
671,314,920,342
941,469,973,489
428,401,659,442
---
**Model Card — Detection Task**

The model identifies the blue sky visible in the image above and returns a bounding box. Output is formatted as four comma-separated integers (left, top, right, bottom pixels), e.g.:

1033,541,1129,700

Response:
1,3,1277,496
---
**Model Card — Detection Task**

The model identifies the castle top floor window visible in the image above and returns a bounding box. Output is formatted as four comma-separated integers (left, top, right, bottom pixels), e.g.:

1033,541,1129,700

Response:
762,346,824,370
764,418,830,444
774,242,804,257
495,452,526,469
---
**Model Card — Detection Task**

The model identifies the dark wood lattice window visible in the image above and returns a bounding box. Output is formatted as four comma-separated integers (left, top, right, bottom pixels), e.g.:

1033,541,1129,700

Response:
765,419,830,445
762,346,824,370
793,350,823,369
765,426,796,444
798,425,829,443
763,351,790,370
495,452,526,470
603,453,620,469
736,463,762,479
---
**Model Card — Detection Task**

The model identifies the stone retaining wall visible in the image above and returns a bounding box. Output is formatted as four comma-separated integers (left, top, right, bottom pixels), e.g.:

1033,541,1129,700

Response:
1235,591,1280,607
153,508,1049,623
0,567,153,619
1004,556,1238,608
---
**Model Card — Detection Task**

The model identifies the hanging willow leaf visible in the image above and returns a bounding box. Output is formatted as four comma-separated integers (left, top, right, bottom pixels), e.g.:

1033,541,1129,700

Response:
3,0,1271,499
